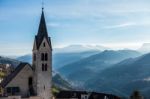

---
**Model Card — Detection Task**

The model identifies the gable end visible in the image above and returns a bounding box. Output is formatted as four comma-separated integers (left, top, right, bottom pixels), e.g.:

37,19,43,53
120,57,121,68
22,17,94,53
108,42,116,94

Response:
0,62,32,88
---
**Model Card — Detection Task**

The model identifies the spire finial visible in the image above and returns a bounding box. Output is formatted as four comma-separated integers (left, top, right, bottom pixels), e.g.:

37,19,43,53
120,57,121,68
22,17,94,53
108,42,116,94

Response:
42,0,44,10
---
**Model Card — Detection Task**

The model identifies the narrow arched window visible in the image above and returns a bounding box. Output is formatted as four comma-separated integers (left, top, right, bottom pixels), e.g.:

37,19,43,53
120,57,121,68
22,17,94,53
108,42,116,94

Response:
45,64,47,71
42,64,44,71
41,53,44,61
43,42,46,47
45,53,48,61
44,85,45,90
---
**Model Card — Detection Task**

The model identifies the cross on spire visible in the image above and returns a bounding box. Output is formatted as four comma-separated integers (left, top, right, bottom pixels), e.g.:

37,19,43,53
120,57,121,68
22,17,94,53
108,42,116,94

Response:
42,0,44,10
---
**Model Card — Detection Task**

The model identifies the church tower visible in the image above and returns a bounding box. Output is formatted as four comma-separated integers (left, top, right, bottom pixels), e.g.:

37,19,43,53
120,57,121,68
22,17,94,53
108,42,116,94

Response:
32,8,52,99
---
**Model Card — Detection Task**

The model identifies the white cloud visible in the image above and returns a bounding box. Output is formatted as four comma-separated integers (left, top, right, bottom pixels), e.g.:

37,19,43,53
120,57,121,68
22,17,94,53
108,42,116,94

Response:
0,48,31,56
101,42,142,50
0,43,32,56
103,22,136,29
103,20,150,29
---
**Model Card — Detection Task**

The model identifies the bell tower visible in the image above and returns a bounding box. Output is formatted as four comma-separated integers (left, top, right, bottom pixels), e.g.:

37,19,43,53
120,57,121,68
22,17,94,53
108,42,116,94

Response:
32,8,52,99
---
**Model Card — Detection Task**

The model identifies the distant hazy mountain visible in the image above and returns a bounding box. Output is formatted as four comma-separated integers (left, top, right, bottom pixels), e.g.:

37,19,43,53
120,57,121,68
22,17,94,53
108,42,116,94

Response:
54,45,108,53
0,56,20,67
58,50,141,85
139,43,150,53
52,73,73,90
15,44,108,66
53,51,100,70
84,53,150,98
17,51,100,70
17,54,32,64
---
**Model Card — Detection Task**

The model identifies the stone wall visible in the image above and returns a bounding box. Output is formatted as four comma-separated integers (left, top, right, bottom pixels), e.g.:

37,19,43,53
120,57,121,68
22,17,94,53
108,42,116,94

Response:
5,64,33,97
32,37,52,99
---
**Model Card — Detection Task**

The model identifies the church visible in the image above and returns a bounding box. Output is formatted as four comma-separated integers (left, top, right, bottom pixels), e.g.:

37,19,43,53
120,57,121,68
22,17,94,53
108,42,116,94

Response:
0,8,52,99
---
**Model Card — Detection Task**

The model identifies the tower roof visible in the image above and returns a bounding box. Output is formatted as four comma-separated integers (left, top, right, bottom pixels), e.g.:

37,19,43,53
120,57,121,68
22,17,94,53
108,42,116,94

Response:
37,8,48,38
35,9,52,50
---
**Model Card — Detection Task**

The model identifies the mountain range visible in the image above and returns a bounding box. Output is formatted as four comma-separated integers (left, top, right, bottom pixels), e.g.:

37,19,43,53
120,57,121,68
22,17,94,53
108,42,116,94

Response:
0,56,20,67
2,44,150,98
16,45,110,70
17,54,32,64
52,73,73,90
17,51,100,70
53,51,100,70
58,50,141,86
84,53,150,98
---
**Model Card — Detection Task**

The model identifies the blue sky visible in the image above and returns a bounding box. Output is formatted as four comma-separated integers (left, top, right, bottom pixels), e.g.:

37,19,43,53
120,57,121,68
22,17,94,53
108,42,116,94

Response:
1,0,150,56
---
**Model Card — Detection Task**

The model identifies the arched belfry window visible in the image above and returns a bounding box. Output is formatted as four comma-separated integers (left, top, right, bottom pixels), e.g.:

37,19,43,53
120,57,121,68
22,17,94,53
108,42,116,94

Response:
45,53,48,61
45,64,47,71
41,53,48,61
42,64,47,71
42,64,45,71
41,53,44,61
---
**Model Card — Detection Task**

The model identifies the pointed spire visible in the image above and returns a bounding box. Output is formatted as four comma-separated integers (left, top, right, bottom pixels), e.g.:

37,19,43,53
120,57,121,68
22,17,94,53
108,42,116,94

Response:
37,8,48,38
35,8,52,50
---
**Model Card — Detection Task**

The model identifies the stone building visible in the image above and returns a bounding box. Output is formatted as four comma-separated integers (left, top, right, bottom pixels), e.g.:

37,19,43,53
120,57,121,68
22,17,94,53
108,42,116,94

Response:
130,91,144,99
0,8,52,99
55,90,120,99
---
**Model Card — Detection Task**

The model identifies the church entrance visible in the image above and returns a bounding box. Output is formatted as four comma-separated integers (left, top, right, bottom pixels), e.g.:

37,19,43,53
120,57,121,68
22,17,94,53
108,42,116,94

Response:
29,77,32,86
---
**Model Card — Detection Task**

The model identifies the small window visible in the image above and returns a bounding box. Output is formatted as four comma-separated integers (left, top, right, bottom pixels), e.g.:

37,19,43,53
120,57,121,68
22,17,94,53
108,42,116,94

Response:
7,87,11,93
42,64,47,71
43,42,46,47
14,87,20,93
41,53,44,61
7,87,20,95
42,64,45,71
45,53,48,61
45,64,47,71
44,85,45,90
